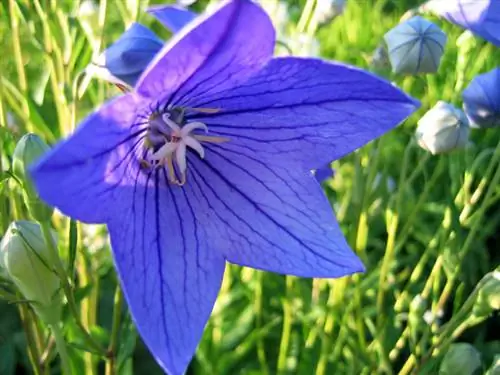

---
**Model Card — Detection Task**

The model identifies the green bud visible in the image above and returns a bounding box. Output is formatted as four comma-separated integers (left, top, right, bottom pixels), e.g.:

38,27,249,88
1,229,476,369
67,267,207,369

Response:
473,269,500,319
485,355,500,375
439,343,482,375
12,134,53,221
0,221,61,324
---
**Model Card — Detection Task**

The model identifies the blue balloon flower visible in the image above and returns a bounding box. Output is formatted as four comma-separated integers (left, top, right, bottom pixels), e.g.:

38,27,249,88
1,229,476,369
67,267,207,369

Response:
463,67,500,128
31,1,418,373
90,5,196,87
425,0,500,46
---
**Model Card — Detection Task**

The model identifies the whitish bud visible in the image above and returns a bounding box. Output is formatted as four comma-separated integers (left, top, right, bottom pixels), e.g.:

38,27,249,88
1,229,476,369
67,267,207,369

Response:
416,101,470,154
0,221,61,324
315,0,346,26
384,16,447,74
13,134,53,221
439,343,482,375
472,269,500,319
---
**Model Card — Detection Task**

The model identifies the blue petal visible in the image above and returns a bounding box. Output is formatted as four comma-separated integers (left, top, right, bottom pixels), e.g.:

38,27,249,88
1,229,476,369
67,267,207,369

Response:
189,57,419,170
107,181,225,375
436,0,500,46
30,94,146,223
463,67,500,128
103,23,163,86
148,5,197,33
187,149,364,277
136,0,275,105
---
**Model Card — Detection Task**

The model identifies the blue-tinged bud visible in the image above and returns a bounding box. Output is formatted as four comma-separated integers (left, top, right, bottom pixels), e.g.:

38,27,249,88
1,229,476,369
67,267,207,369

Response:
0,221,61,324
88,23,164,87
384,16,447,74
485,355,500,375
13,134,53,221
315,0,346,26
439,343,482,375
463,68,500,128
416,101,470,154
472,269,500,319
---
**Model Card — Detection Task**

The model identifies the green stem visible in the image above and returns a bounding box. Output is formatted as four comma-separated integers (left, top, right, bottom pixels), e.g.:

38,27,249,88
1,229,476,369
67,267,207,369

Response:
105,286,123,375
38,220,106,356
297,0,316,33
50,323,72,375
255,271,269,375
18,303,43,375
277,276,294,374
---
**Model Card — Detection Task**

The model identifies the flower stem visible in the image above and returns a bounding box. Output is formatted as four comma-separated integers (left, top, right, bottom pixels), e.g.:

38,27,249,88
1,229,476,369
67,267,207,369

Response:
277,276,294,374
18,303,43,375
105,286,123,375
38,220,106,357
50,323,72,375
255,271,269,375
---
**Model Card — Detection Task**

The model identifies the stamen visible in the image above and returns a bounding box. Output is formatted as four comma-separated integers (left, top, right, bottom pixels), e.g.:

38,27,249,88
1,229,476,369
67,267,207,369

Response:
188,107,221,114
193,135,230,143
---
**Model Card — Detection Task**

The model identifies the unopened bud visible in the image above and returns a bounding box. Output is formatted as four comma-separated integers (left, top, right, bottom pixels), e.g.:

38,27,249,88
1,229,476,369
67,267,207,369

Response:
13,134,53,221
416,101,470,154
88,23,163,87
0,221,61,324
439,343,482,375
472,269,500,319
384,16,447,75
315,0,346,26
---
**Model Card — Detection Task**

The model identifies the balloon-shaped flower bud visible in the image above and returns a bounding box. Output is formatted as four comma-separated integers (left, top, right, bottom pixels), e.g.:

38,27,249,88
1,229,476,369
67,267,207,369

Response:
89,23,163,87
463,68,500,128
472,268,500,319
416,101,470,154
0,221,61,324
315,0,346,25
384,16,447,74
439,343,483,375
485,355,500,375
13,134,53,221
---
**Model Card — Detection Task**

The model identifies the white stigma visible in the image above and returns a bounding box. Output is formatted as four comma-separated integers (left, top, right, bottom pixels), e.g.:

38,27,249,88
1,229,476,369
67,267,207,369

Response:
145,112,228,186
150,113,207,173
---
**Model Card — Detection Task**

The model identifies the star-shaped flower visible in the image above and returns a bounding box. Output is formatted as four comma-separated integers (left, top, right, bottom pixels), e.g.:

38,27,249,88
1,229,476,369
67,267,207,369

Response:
32,1,418,373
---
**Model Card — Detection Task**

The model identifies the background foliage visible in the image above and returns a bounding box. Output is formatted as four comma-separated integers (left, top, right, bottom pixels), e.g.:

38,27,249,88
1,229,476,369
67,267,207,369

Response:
0,0,499,374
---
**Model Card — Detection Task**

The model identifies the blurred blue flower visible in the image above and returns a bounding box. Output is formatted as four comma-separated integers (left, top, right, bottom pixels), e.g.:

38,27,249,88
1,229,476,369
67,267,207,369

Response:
314,165,335,182
424,0,500,46
31,0,418,373
148,4,197,33
416,101,470,154
463,67,500,128
384,16,447,75
89,6,196,86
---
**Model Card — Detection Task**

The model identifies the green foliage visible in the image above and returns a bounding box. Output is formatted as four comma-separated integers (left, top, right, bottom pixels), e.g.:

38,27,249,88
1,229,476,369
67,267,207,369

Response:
0,0,499,374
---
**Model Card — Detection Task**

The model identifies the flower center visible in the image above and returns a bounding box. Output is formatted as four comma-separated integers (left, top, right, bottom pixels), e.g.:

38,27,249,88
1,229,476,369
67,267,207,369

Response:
141,107,228,186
